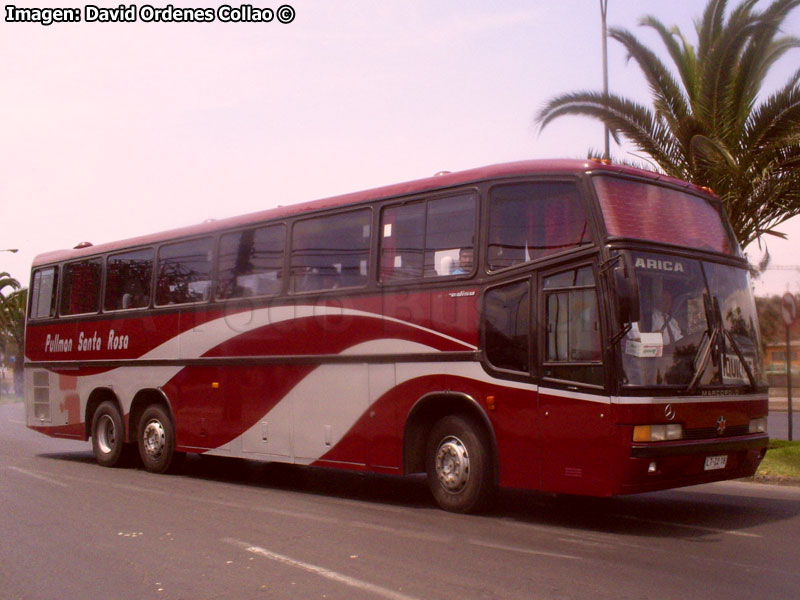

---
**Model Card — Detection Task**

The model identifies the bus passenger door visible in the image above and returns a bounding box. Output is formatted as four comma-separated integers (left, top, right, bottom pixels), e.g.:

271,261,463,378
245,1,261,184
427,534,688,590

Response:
537,263,613,495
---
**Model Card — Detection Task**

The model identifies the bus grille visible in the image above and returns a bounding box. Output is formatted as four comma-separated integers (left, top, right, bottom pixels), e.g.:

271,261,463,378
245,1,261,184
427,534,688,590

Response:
684,425,750,440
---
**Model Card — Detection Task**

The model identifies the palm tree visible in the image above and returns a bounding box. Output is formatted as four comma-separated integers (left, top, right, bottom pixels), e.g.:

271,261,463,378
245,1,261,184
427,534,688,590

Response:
537,0,800,247
0,272,19,296
0,273,24,396
0,289,26,397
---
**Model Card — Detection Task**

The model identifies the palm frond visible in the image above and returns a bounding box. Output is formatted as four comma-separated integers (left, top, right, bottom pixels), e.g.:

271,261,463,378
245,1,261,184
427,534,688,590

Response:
696,0,732,58
699,16,760,139
743,81,800,152
608,27,693,146
537,91,685,175
637,17,698,99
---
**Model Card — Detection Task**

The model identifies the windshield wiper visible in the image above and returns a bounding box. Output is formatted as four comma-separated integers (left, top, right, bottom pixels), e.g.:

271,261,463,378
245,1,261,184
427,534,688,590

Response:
686,328,719,392
686,293,719,393
686,294,758,392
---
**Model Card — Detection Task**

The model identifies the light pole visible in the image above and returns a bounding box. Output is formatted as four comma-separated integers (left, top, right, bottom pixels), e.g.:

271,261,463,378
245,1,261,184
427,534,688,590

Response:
600,0,610,160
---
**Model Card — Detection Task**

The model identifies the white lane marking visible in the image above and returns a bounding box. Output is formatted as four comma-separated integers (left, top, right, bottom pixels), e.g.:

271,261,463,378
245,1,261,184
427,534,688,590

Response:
8,419,25,425
7,466,69,487
613,514,762,538
223,538,422,600
468,539,582,561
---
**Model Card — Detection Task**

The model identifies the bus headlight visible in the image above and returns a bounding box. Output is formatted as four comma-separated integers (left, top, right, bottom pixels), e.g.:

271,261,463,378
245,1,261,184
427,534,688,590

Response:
748,417,767,434
633,424,684,442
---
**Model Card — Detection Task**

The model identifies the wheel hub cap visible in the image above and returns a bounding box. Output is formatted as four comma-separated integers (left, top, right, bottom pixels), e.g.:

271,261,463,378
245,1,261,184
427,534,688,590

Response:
142,420,166,459
435,436,470,493
97,415,116,454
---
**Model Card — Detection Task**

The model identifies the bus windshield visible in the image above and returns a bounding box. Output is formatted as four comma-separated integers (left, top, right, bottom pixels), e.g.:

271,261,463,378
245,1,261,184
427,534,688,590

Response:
594,175,739,256
621,252,763,390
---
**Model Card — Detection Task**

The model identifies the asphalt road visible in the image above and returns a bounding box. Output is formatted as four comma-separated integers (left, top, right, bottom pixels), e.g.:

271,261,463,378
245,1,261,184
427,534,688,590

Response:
2,401,800,600
768,409,800,440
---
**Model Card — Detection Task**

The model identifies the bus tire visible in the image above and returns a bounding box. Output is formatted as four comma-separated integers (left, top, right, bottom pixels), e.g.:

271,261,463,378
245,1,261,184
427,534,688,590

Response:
91,401,126,468
425,414,495,513
137,405,182,474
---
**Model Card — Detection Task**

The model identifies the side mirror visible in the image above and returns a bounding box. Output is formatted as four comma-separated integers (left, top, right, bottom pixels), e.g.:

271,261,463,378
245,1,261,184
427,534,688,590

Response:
613,252,640,324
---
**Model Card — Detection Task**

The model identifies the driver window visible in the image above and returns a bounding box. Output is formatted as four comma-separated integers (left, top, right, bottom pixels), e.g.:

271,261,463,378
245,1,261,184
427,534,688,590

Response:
543,266,602,386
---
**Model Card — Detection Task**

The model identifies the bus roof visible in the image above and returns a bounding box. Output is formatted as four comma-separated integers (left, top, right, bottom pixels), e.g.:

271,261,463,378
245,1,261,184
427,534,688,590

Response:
32,159,706,267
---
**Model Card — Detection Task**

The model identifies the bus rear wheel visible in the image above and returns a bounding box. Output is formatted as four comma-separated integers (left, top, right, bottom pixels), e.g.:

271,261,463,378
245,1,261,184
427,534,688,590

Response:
91,401,128,468
138,405,183,474
425,414,495,513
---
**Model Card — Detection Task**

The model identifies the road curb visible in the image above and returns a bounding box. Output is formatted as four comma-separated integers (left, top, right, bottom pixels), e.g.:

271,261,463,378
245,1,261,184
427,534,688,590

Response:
748,475,800,487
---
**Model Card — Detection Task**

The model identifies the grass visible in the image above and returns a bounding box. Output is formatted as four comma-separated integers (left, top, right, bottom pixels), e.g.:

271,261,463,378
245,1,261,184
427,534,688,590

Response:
756,440,800,482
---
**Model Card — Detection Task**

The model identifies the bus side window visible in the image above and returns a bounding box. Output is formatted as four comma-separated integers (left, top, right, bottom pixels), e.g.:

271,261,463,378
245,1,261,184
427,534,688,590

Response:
60,259,102,316
155,238,214,306
379,192,477,282
488,182,591,270
29,267,59,319
424,194,476,277
380,203,425,281
484,280,530,373
218,224,285,299
105,248,154,311
291,209,371,293
542,266,602,386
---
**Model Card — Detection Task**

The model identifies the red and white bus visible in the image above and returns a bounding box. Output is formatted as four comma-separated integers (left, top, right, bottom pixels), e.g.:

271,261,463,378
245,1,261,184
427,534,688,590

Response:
24,160,769,512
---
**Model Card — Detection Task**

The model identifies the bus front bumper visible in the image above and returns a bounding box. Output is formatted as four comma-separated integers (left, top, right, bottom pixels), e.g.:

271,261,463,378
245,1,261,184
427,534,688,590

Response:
630,433,769,458
619,434,769,494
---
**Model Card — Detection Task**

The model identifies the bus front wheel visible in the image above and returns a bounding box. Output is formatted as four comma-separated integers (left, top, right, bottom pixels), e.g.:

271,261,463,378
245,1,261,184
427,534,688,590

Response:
138,405,183,474
425,414,495,513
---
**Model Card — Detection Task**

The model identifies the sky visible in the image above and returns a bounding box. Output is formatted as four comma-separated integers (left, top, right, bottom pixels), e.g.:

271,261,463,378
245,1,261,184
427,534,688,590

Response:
2,0,799,297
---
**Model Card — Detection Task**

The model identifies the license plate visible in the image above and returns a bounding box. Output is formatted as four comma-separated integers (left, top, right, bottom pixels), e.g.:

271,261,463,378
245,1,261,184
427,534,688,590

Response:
704,455,728,471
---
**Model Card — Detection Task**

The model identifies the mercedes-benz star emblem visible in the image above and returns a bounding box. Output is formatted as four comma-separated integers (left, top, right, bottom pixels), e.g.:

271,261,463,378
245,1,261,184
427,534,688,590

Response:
664,404,676,420
716,416,727,436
